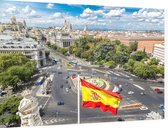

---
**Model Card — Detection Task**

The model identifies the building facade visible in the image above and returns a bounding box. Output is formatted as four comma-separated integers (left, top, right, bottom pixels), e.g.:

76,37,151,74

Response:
137,38,164,54
46,20,74,48
120,37,164,54
0,34,46,68
153,44,164,64
0,16,26,32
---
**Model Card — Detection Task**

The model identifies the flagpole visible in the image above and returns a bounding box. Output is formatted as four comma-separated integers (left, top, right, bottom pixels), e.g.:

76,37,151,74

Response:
77,74,80,124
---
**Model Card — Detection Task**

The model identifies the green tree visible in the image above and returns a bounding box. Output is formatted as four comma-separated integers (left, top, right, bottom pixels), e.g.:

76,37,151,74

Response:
148,58,160,65
93,42,116,62
105,60,116,68
129,42,138,52
0,72,20,90
113,52,129,65
131,51,148,61
133,62,150,79
113,40,121,45
148,65,159,79
0,54,37,90
0,53,29,72
157,65,164,77
0,95,22,126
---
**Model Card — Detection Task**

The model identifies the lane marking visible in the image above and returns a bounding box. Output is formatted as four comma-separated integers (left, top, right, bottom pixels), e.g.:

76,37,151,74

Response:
70,110,77,113
109,71,121,76
133,84,145,90
118,72,130,78
150,87,164,90
42,96,51,109
94,69,107,74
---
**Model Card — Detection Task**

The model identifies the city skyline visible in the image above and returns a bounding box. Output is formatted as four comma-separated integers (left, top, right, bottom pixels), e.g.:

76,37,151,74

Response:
0,0,164,31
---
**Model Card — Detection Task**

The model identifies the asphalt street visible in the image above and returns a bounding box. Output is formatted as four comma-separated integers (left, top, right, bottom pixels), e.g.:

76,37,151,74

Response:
37,46,164,125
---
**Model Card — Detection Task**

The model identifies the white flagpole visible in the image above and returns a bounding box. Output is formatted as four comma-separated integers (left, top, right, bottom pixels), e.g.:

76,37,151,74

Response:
77,74,80,124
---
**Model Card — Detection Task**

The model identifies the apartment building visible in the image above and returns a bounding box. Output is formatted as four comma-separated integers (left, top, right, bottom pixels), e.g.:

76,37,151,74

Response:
153,44,164,64
0,34,46,68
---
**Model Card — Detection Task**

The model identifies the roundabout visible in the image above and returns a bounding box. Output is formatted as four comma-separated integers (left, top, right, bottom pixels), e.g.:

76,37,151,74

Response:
85,77,110,90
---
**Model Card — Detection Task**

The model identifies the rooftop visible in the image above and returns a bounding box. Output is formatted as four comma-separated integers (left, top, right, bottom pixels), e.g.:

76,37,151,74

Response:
0,34,43,49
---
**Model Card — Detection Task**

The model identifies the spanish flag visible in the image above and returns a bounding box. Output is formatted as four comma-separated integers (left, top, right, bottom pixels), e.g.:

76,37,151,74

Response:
81,79,122,115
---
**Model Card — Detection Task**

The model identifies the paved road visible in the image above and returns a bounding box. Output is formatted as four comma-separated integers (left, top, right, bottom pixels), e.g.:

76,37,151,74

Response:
40,46,164,125
67,64,164,123
39,62,77,125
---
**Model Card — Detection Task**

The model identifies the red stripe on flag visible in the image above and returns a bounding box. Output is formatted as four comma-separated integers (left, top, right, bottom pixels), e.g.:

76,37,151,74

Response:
82,101,118,115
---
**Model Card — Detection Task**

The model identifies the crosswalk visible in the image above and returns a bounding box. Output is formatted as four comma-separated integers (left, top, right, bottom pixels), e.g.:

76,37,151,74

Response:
108,70,133,78
43,117,69,125
108,71,121,76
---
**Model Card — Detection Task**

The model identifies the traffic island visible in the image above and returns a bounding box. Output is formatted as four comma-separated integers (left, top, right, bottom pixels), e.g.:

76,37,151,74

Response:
70,76,111,93
121,103,144,110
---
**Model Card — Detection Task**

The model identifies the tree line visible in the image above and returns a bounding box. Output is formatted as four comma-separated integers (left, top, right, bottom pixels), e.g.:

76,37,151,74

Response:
68,36,164,79
0,53,37,91
47,35,164,79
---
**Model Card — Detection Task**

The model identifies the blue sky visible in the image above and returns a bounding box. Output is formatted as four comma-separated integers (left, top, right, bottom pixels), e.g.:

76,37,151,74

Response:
0,0,164,31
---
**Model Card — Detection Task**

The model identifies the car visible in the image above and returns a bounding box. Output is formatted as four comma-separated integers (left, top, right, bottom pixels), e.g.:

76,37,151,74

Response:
129,78,133,81
60,85,63,88
58,72,62,74
159,104,164,109
128,91,134,95
140,92,145,95
154,88,163,94
66,88,69,93
117,117,125,121
57,101,64,105
66,76,70,79
157,78,164,83
68,86,71,89
0,90,7,96
140,106,148,110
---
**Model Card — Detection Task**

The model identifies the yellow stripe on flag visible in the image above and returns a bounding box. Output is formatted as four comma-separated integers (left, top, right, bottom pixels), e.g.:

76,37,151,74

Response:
82,86,121,108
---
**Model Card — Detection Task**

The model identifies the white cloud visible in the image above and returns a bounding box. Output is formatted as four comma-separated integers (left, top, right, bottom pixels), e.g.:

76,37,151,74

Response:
104,8,125,18
132,8,164,25
103,6,115,10
80,8,93,18
133,8,164,19
47,3,54,9
94,10,104,15
22,5,40,18
87,16,97,21
52,12,63,18
5,5,18,14
22,5,31,13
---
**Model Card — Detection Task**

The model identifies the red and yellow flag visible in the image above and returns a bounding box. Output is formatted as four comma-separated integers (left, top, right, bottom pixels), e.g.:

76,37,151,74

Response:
81,79,122,115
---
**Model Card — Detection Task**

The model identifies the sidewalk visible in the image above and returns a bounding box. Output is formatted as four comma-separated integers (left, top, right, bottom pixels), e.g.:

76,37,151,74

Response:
36,85,49,97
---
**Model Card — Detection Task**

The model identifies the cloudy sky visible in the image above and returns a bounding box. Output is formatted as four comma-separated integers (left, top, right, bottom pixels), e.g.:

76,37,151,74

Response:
0,0,164,31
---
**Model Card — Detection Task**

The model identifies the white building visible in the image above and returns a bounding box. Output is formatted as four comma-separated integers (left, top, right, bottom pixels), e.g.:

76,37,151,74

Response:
0,34,46,68
153,44,164,65
0,16,26,32
17,90,43,127
55,31,74,48
46,20,74,48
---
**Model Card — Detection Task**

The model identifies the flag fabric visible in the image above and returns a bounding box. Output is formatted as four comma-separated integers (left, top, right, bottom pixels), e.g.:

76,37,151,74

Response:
81,79,122,115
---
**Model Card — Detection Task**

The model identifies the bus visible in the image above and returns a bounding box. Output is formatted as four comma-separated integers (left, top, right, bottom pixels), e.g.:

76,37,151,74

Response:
35,76,44,85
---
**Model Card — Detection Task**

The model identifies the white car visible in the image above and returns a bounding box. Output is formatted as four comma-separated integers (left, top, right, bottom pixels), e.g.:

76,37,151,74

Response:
128,91,134,95
66,88,69,93
140,106,148,110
